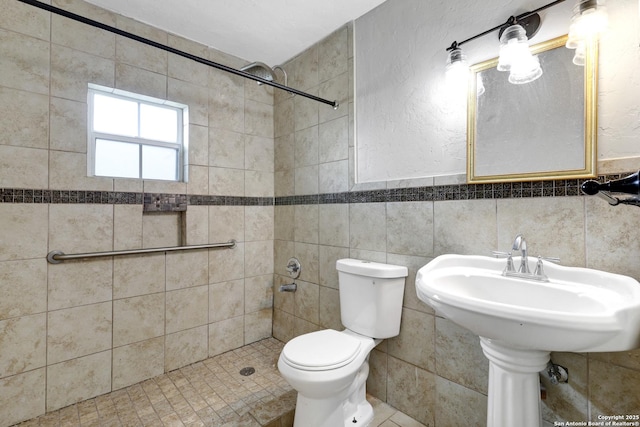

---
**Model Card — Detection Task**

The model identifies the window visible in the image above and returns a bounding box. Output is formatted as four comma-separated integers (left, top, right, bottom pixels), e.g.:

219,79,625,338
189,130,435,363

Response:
88,85,189,181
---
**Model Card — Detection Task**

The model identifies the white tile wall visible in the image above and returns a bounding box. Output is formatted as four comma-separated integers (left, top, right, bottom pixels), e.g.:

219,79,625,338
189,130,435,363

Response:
0,1,274,424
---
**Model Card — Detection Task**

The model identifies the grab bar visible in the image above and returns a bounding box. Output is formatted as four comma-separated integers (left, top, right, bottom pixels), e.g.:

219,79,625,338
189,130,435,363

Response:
47,240,236,264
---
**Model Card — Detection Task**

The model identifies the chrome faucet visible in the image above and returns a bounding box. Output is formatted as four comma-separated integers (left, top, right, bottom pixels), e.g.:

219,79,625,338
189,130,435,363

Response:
279,283,297,292
493,234,559,282
511,234,530,274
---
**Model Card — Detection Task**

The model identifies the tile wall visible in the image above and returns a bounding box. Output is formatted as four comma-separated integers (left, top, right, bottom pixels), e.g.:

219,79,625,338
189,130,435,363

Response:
272,22,640,427
1,0,640,426
0,0,273,425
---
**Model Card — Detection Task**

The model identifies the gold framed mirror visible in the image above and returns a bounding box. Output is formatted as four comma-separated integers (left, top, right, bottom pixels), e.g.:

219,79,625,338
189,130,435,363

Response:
467,35,598,183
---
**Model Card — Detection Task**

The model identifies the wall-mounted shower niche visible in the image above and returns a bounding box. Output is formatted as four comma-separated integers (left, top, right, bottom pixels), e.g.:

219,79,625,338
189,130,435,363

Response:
143,193,187,213
142,194,186,248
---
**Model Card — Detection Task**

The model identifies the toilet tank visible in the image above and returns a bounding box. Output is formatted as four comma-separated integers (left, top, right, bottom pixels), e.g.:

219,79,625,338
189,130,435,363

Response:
336,259,408,339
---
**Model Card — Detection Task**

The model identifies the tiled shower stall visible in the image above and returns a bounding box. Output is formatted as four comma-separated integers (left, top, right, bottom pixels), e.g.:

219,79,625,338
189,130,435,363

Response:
1,0,640,426
1,0,275,423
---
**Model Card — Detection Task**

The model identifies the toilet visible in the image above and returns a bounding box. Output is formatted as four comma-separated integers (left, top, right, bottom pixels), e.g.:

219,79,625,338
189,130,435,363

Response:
277,258,408,427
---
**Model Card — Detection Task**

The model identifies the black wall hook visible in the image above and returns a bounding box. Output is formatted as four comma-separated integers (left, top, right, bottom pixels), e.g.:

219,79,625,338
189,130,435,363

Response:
581,172,640,207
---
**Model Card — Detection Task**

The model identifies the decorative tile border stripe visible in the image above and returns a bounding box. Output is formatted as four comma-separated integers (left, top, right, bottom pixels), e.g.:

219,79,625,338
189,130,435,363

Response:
189,195,274,206
0,174,630,206
0,189,143,204
0,189,276,206
276,174,632,205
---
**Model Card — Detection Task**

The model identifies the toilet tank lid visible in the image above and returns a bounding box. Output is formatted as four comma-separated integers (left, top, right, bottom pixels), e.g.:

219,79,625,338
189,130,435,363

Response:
336,259,408,278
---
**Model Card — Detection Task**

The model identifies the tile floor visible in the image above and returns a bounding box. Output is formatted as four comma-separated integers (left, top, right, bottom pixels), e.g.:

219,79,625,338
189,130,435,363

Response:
14,338,425,427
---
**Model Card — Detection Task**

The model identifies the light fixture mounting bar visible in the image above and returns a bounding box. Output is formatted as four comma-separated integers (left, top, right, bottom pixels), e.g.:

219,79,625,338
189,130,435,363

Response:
446,0,567,51
517,0,567,22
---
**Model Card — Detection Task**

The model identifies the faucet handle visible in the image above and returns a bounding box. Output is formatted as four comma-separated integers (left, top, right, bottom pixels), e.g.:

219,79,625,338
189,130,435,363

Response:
286,257,301,279
492,251,516,274
533,256,560,278
491,251,511,258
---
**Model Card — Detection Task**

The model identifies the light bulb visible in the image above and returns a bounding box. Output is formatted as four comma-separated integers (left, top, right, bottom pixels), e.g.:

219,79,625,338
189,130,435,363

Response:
497,24,543,84
445,47,469,85
566,0,607,50
497,25,530,71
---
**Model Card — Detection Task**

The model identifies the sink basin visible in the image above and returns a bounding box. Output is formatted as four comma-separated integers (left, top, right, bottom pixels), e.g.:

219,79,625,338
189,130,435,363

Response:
416,254,640,352
416,254,640,427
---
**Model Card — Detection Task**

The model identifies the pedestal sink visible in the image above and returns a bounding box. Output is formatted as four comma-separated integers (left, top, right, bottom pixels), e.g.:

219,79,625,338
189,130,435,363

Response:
415,254,640,427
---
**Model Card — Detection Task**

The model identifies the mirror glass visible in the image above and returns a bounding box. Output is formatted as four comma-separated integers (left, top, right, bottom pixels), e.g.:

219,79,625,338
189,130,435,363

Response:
467,35,598,183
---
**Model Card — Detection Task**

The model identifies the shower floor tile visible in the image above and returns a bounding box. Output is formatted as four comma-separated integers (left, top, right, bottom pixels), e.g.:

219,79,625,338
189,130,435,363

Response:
14,338,425,427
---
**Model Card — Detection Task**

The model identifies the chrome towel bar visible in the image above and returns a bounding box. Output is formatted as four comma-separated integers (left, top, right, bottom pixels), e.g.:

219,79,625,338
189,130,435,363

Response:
46,240,236,264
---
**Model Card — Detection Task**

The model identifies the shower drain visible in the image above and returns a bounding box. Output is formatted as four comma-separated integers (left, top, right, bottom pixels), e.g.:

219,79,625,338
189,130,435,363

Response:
239,367,255,376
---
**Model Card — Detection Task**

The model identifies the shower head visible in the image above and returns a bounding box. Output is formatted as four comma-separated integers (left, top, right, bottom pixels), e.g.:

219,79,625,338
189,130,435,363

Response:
240,61,275,81
240,62,288,86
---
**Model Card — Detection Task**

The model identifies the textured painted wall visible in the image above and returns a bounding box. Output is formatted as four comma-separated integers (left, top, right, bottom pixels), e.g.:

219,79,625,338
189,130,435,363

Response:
354,0,640,182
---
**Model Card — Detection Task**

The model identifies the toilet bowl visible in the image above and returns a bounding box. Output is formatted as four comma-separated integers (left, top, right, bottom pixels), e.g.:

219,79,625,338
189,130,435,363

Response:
277,259,408,427
278,329,380,426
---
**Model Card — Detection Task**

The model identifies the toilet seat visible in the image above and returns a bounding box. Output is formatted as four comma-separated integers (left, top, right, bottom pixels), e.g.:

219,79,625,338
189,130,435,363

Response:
281,329,362,371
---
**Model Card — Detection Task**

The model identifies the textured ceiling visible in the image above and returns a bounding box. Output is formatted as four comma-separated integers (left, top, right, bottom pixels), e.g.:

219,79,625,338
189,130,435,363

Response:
83,0,388,65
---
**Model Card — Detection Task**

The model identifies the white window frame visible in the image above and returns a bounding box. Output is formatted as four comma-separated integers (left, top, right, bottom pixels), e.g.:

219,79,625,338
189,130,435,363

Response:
87,84,189,182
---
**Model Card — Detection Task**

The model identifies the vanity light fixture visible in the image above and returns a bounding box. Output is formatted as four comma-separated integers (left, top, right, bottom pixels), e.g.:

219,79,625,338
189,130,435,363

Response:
444,2,548,87
445,44,469,82
566,0,607,65
444,0,607,86
446,45,488,98
497,23,543,84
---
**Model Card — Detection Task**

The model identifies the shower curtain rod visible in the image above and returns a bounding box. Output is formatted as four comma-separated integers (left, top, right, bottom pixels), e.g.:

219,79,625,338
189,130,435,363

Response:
17,0,339,109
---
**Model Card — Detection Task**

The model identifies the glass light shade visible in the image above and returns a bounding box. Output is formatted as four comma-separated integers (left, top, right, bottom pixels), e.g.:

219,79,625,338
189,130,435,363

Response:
497,25,529,72
572,42,586,65
497,24,543,84
566,0,607,49
565,22,583,49
445,47,469,83
508,54,543,84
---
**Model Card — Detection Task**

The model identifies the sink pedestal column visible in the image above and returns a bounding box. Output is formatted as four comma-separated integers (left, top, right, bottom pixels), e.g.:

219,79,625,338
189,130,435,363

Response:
480,337,550,427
